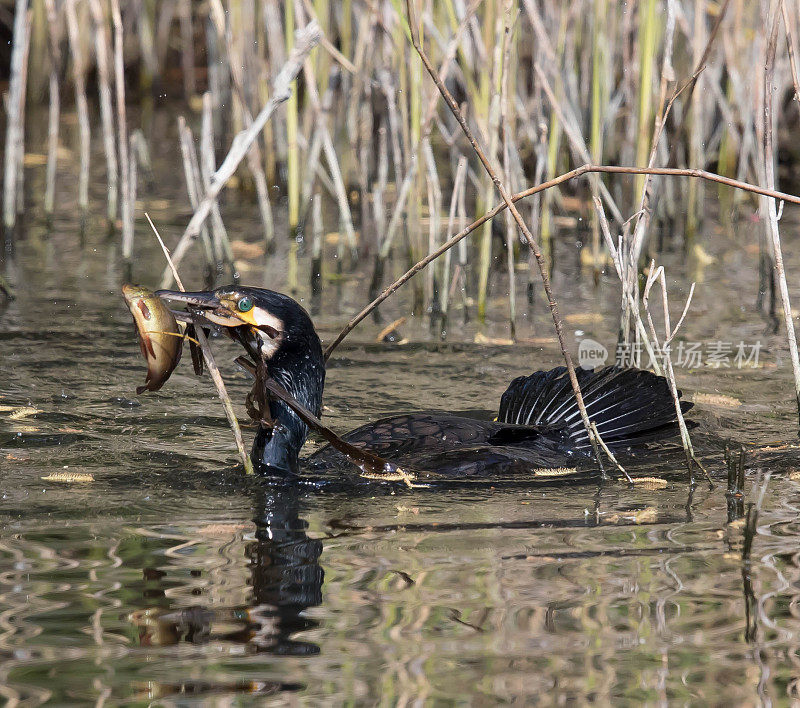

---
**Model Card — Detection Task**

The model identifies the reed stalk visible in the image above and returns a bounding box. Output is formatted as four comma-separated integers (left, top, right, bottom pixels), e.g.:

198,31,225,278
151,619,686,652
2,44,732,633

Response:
301,58,358,260
440,155,468,323
89,0,119,230
500,0,518,337
634,0,657,201
763,2,800,426
43,0,60,223
177,116,216,274
160,22,321,288
110,0,132,262
178,0,195,99
285,0,300,292
310,193,323,315
3,0,31,237
65,0,90,228
200,94,236,277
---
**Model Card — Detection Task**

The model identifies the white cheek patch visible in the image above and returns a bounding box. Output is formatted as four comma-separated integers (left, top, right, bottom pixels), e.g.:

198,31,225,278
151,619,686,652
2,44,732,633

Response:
256,328,283,358
253,309,284,333
252,309,284,359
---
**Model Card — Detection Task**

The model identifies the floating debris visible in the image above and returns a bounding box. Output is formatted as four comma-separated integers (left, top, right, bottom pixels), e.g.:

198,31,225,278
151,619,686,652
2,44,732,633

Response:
376,317,407,343
693,392,742,407
603,507,658,524
0,405,41,419
41,471,95,483
474,332,514,346
630,477,668,490
533,467,577,477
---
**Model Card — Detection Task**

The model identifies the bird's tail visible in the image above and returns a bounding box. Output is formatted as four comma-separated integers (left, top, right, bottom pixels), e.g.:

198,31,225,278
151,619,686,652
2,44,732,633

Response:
497,366,693,449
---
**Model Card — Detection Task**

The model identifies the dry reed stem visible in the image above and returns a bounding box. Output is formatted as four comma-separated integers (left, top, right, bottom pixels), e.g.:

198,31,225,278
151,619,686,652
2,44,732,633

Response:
441,155,468,317
88,0,118,228
65,0,90,223
159,21,321,288
43,0,60,221
3,0,31,234
111,0,132,261
764,0,800,426
642,263,712,487
208,0,275,251
145,213,253,475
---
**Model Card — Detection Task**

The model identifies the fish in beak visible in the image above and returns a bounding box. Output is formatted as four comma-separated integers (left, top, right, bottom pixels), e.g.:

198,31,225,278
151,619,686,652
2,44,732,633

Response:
122,284,183,394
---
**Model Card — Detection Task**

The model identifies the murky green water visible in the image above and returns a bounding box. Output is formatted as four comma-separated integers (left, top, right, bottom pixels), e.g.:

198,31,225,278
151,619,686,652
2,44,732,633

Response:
4,110,800,704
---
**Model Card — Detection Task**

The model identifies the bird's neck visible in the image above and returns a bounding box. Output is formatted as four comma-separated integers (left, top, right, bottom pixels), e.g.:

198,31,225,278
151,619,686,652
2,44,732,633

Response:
250,353,325,477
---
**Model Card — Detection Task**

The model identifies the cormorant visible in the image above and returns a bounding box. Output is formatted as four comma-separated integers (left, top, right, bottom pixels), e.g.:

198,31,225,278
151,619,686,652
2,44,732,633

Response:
157,286,691,479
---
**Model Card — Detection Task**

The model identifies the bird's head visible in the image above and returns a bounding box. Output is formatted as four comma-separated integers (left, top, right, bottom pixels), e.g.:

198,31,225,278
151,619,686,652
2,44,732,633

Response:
157,286,326,476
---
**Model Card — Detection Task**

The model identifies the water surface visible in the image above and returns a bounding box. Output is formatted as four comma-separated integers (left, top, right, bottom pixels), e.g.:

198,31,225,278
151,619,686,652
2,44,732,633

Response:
3,109,800,704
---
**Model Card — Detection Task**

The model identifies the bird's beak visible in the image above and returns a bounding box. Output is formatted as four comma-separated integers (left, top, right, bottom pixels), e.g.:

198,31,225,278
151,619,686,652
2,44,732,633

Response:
155,289,242,327
155,289,220,308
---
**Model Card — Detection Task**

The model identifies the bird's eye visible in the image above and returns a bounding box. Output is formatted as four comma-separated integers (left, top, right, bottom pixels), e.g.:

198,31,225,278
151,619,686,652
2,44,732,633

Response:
237,296,253,312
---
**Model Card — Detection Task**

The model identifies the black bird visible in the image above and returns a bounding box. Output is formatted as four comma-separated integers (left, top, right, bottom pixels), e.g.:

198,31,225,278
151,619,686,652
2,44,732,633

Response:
157,286,692,479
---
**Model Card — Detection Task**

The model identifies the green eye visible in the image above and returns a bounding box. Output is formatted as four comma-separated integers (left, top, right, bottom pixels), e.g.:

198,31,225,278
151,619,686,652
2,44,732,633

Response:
237,296,253,312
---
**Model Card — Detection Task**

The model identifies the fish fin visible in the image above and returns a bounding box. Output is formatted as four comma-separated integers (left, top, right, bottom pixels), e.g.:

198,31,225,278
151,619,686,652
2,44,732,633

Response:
497,365,693,449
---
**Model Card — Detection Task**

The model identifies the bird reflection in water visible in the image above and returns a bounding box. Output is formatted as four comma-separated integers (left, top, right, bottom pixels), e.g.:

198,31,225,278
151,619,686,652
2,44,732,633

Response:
126,486,323,698
246,487,324,655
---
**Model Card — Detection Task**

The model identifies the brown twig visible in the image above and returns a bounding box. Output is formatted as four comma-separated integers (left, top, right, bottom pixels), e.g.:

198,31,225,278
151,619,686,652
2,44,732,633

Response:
324,162,800,359
234,356,419,487
145,213,254,475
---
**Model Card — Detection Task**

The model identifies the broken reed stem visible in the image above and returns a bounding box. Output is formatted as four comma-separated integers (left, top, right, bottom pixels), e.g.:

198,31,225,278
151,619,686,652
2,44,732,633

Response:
159,21,322,289
764,1,800,428
145,213,253,475
111,0,133,262
3,0,31,236
642,263,713,487
324,162,800,359
404,0,609,474
592,196,662,374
